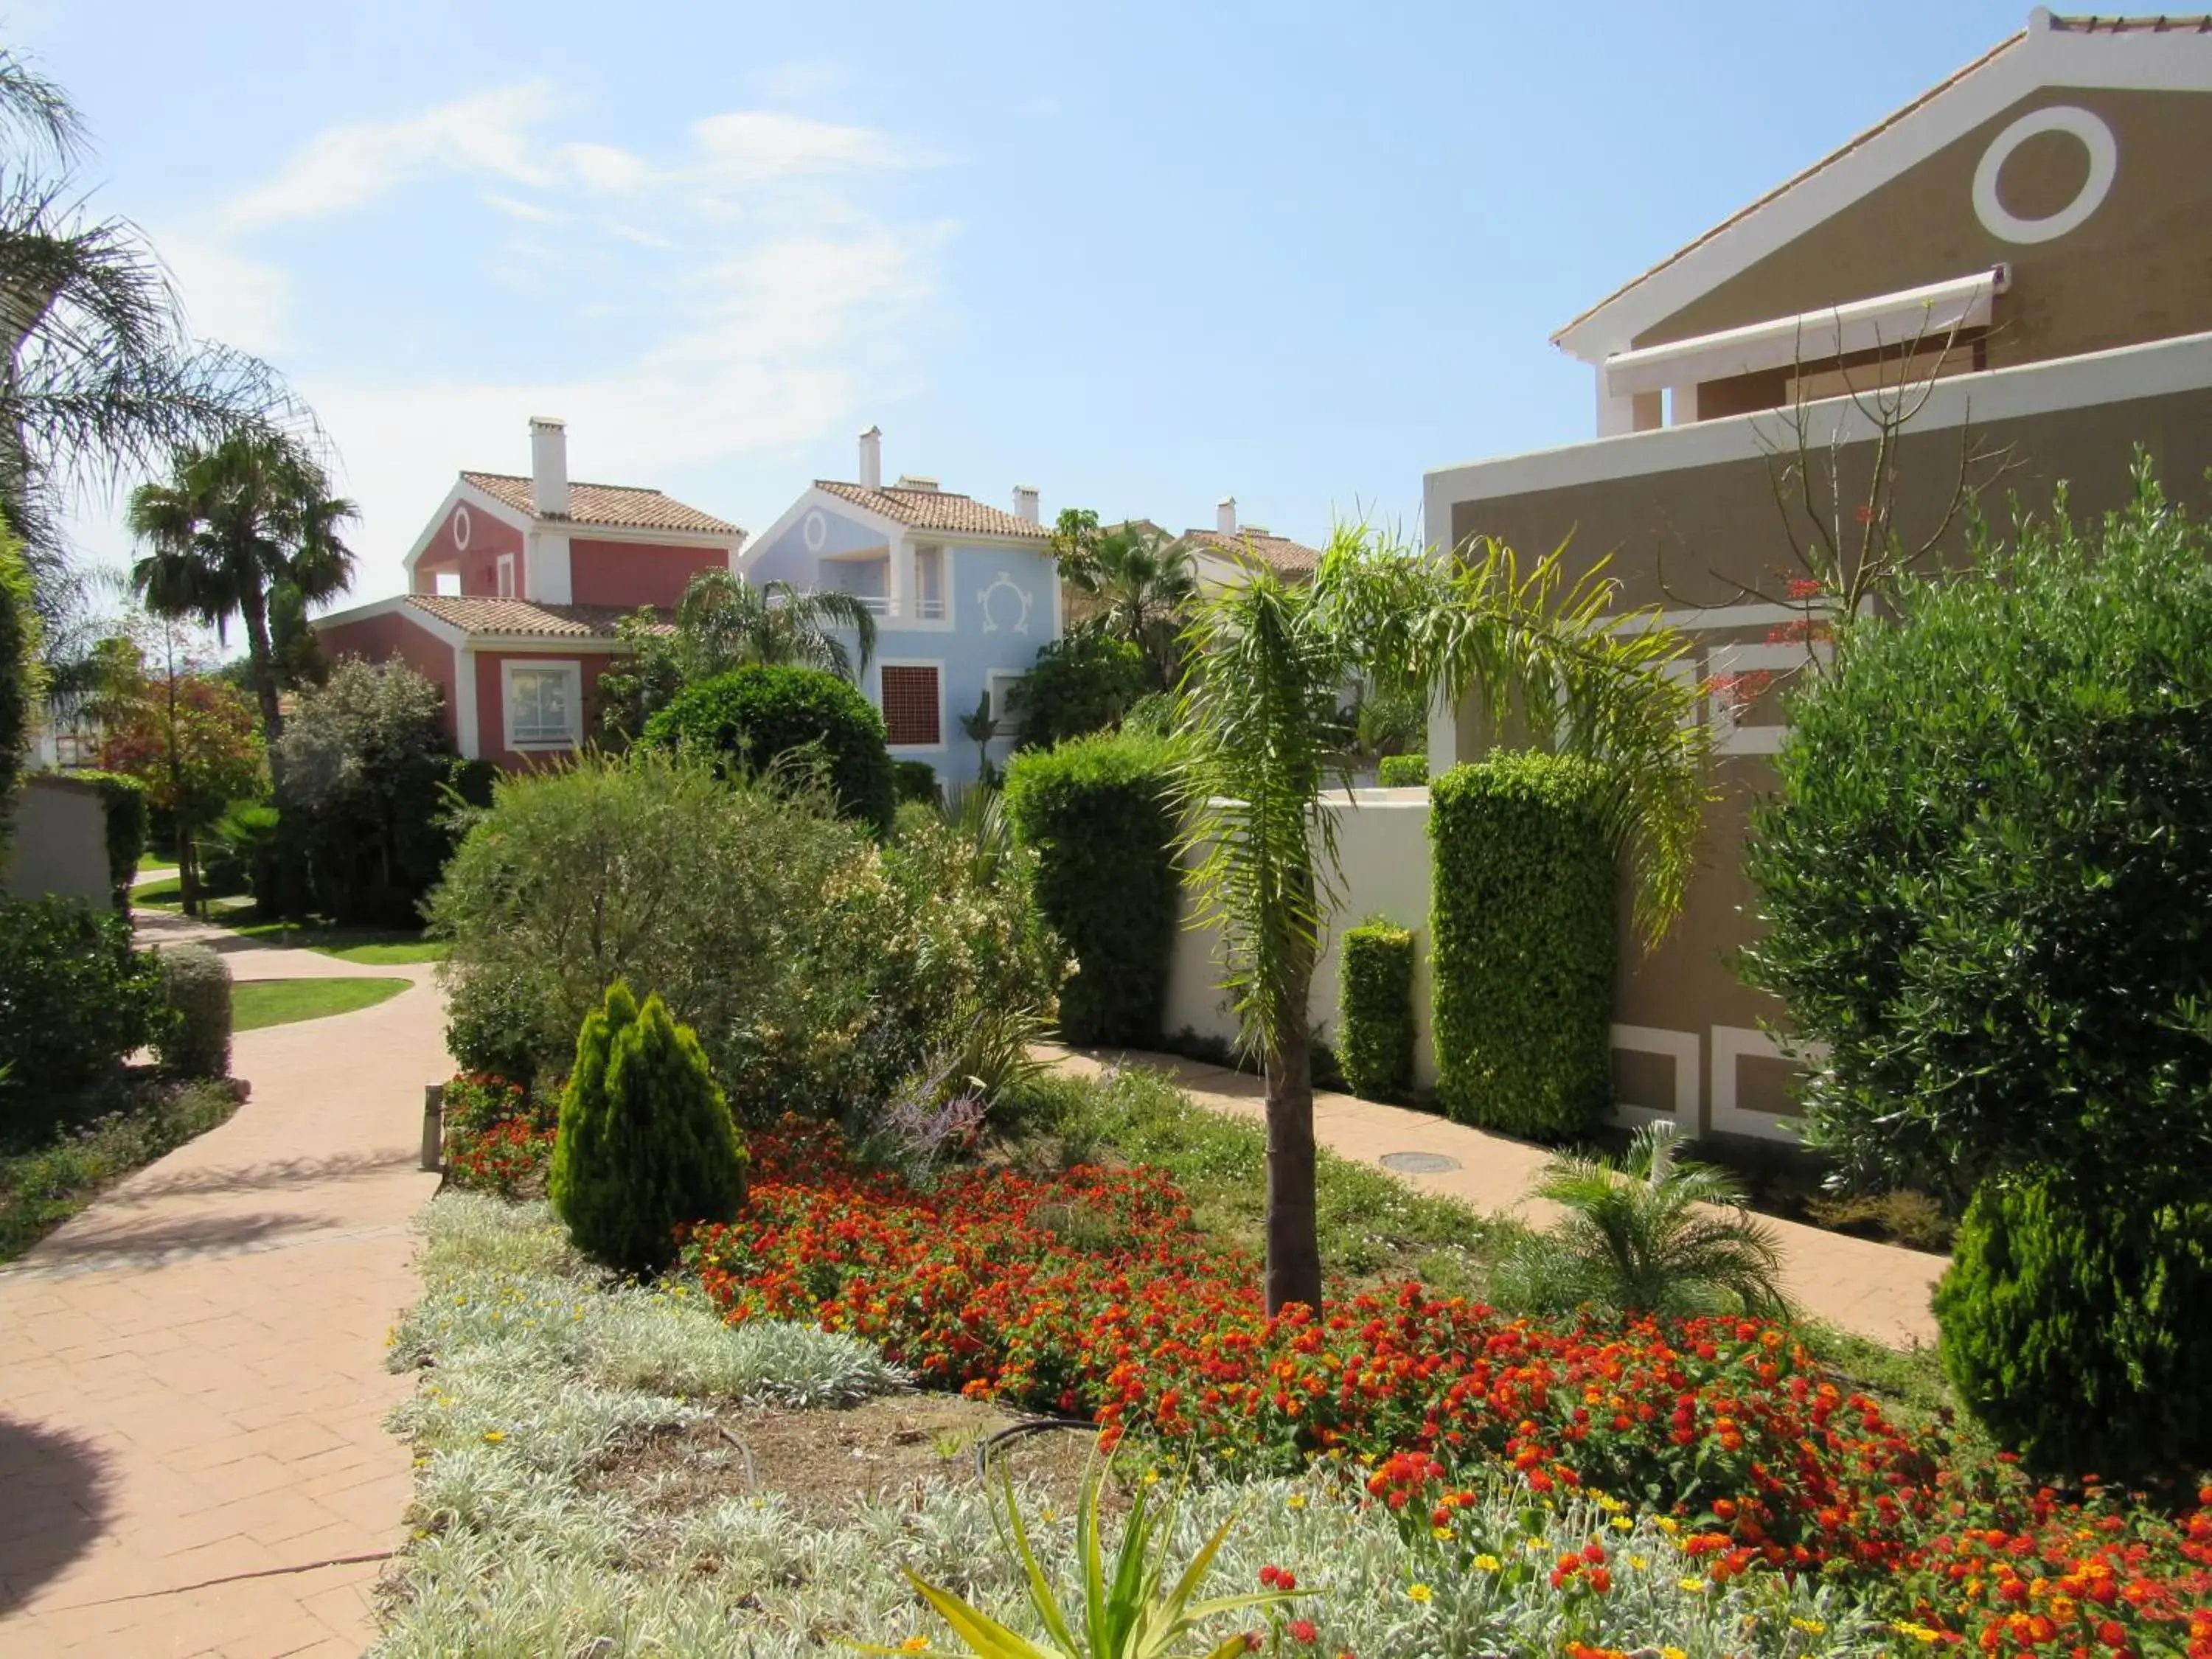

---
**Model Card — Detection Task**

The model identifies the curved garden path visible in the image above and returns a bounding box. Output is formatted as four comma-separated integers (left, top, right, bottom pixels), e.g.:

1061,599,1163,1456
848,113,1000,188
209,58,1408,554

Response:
0,911,446,1657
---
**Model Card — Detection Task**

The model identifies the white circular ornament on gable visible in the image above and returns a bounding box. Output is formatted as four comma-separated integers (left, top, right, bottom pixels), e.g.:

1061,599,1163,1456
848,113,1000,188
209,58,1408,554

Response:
452,505,473,550
803,509,827,552
1972,105,2116,245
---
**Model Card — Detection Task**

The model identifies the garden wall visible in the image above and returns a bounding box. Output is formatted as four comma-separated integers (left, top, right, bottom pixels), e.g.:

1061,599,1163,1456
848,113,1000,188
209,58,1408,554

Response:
3,774,111,909
1165,787,1438,1088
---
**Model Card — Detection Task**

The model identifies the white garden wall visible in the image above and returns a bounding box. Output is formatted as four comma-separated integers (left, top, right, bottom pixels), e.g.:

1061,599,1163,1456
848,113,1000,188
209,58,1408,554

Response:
3,774,111,909
1165,787,1439,1087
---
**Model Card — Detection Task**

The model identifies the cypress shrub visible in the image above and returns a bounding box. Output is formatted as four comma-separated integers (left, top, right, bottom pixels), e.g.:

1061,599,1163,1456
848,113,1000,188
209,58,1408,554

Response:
1377,754,1427,787
1430,753,1615,1138
1002,731,1178,1047
74,770,150,908
642,664,895,835
1935,1171,2212,1482
156,944,233,1080
1337,919,1415,1102
549,980,750,1273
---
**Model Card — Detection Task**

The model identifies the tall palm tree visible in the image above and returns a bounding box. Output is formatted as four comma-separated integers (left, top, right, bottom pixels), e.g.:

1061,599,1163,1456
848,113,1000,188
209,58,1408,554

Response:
669,566,879,681
1175,525,1710,1315
1497,1122,1792,1321
1050,510,1198,690
0,47,296,605
128,432,355,742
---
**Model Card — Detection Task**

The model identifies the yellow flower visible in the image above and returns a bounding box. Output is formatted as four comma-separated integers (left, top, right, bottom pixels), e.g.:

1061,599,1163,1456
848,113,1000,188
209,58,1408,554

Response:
1662,1649,1688,1659
1890,1623,1945,1646
1595,1493,1626,1514
1610,1515,1634,1531
1407,1583,1433,1604
1678,1577,1707,1594
1285,1494,1307,1511
1472,1554,1501,1572
1791,1618,1826,1635
1142,1470,1161,1487
898,1640,931,1654
1627,1557,1649,1571
1655,1515,1680,1534
1431,1526,1453,1542
481,1430,506,1443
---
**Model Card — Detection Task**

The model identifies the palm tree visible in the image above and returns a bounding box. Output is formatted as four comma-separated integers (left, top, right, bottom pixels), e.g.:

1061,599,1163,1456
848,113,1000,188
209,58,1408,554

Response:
670,567,879,682
1049,510,1198,690
1496,1122,1792,1321
0,47,296,608
1175,524,1710,1315
128,432,356,742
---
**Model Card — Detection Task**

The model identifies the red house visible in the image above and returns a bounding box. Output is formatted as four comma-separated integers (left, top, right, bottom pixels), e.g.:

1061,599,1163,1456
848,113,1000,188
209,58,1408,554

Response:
313,418,744,768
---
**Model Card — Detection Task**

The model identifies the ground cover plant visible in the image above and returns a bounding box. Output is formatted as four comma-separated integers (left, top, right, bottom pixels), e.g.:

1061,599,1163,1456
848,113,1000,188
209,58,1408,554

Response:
231,975,406,1032
0,1077,238,1262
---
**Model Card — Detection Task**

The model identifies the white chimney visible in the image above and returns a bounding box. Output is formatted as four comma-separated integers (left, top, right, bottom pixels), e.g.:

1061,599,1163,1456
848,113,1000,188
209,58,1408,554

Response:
529,417,569,518
1012,485,1040,525
1216,496,1237,535
858,424,883,489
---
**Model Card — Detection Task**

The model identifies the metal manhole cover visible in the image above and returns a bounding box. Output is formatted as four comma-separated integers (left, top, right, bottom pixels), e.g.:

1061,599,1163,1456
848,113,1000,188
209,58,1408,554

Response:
1380,1151,1461,1175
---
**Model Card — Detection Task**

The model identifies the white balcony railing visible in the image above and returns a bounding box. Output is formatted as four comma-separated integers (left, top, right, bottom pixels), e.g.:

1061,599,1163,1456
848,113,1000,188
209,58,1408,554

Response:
914,597,947,620
852,594,891,616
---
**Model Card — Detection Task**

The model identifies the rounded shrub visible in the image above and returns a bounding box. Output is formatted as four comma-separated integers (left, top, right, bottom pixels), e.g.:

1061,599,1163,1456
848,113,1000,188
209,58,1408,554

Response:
1935,1171,2212,1482
891,758,939,807
1337,919,1414,1102
1002,731,1178,1048
444,964,543,1090
0,897,166,1103
642,664,894,834
549,980,751,1274
156,944,233,1080
1376,753,1427,788
1430,753,1615,1138
1011,633,1145,750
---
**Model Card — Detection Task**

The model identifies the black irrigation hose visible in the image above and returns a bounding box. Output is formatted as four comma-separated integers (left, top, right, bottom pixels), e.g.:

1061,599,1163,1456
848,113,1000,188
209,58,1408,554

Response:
974,1416,1100,1484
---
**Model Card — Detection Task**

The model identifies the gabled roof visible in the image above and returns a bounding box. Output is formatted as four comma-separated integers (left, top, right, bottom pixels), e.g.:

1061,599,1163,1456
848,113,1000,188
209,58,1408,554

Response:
403,594,669,639
1183,526,1322,580
1553,12,2212,361
460,472,742,538
814,479,1048,540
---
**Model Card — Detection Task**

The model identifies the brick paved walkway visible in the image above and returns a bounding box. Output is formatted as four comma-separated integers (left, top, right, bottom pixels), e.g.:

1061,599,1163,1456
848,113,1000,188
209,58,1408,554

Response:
1045,1046,1945,1349
0,913,447,1657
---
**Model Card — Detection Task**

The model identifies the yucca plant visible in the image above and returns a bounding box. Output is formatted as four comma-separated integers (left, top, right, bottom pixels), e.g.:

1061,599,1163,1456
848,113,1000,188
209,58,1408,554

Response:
1496,1121,1792,1321
876,1455,1294,1658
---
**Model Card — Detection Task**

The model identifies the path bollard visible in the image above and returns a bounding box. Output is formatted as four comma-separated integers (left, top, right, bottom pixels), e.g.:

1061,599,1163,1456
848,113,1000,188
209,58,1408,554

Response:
422,1082,444,1172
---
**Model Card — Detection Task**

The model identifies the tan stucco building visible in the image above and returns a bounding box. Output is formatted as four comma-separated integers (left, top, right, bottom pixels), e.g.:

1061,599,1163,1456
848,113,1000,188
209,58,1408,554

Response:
1423,10,2212,1141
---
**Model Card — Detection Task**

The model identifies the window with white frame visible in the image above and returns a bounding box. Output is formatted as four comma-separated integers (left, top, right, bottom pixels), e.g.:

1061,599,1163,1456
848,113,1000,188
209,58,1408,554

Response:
497,554,516,598
505,662,579,746
986,669,1024,735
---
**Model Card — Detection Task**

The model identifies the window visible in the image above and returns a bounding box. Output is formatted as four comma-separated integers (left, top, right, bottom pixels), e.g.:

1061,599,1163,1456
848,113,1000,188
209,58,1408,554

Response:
505,663,579,746
986,669,1024,734
879,664,942,747
912,544,946,620
497,554,516,598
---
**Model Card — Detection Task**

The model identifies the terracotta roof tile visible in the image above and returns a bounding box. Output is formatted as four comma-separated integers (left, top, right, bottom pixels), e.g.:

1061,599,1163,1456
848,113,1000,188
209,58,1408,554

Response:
462,472,742,537
815,479,1048,540
403,595,669,639
1183,526,1322,579
1554,27,2028,345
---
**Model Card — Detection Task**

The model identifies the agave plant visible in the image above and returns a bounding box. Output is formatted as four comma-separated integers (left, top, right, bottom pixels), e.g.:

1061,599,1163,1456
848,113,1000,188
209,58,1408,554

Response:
1496,1121,1792,1321
875,1454,1294,1658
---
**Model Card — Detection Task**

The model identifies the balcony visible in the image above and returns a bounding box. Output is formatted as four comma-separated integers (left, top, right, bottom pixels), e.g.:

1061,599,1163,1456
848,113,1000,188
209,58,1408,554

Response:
913,597,947,621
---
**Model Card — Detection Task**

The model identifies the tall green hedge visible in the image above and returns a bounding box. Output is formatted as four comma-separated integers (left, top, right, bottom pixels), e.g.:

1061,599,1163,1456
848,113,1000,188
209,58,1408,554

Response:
1935,1170,2212,1481
1377,754,1428,787
1430,753,1615,1138
72,771,149,908
1002,731,1178,1047
643,664,894,834
1337,919,1414,1102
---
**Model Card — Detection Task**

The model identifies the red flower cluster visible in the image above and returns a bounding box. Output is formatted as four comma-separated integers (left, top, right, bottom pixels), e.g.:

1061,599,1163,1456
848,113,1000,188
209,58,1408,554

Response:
441,1072,557,1197
683,1121,2212,1655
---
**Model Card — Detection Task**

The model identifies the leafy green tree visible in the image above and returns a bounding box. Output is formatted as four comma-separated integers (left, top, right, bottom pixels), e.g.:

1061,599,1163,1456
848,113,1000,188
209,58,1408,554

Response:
127,431,356,744
599,568,878,740
549,979,749,1274
641,664,895,833
1495,1123,1792,1320
1743,456,2212,1201
0,514,38,830
1048,509,1198,691
1010,633,1145,751
1176,526,1707,1314
956,690,999,788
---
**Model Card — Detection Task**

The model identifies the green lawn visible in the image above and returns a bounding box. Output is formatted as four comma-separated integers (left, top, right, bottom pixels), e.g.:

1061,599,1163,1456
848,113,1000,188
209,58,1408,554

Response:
232,975,409,1031
224,918,448,964
136,850,177,874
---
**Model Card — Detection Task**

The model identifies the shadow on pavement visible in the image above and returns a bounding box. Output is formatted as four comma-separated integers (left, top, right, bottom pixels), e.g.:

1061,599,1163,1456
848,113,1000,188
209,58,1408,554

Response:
0,1416,112,1612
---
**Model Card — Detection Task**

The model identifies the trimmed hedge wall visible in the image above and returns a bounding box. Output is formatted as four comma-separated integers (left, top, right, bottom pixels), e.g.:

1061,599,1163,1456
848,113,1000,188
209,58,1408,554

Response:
1377,754,1428,787
643,665,895,835
1002,731,1178,1047
73,770,149,908
1337,919,1414,1102
1430,753,1615,1138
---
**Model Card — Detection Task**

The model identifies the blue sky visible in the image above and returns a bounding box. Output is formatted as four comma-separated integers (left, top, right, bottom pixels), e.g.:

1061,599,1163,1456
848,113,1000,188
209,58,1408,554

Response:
23,0,2033,603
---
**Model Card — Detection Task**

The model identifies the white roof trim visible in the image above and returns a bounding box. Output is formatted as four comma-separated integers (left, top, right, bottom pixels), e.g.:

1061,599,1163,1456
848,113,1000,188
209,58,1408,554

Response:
400,479,530,583
1557,19,2212,361
740,484,908,577
1603,266,2007,397
1427,326,2212,509
310,592,470,650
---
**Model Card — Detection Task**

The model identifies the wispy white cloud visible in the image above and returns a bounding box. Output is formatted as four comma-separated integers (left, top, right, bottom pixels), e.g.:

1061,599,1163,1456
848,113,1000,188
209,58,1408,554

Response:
152,229,293,354
748,60,861,104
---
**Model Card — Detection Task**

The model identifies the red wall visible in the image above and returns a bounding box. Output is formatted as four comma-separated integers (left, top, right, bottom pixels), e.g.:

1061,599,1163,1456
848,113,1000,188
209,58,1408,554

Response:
315,610,459,747
473,649,612,771
414,501,524,597
569,538,730,608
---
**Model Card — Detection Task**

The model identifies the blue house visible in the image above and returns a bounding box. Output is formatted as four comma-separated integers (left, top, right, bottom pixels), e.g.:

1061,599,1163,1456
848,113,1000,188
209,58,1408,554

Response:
743,427,1061,793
